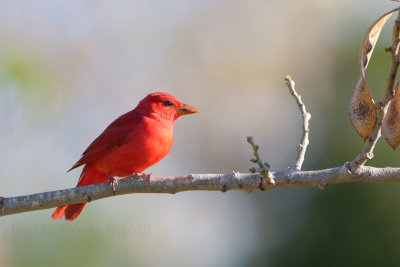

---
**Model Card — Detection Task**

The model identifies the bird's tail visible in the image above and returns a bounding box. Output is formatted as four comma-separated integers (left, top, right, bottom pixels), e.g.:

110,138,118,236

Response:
52,165,107,221
51,203,87,221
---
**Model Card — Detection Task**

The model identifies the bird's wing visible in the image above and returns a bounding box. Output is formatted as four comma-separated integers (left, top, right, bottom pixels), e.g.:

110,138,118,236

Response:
68,126,132,172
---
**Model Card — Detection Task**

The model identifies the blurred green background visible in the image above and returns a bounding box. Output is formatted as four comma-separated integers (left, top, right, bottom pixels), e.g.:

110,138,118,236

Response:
1,1,400,266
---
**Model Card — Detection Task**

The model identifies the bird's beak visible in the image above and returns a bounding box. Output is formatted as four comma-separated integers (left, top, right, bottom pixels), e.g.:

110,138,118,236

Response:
176,104,199,115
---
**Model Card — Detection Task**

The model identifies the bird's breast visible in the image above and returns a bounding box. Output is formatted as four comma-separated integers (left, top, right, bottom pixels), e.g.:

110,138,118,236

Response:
95,117,174,177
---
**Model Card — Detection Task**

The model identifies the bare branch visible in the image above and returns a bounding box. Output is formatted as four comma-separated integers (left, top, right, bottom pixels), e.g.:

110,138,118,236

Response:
350,10,400,171
284,75,311,170
247,136,275,185
2,166,400,217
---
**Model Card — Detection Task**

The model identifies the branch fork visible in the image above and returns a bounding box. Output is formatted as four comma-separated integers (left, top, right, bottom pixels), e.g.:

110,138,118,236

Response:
247,75,311,181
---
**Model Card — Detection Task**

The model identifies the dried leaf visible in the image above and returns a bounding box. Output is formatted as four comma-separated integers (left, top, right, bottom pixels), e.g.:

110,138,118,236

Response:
359,8,398,75
349,7,399,140
382,81,400,149
349,78,376,141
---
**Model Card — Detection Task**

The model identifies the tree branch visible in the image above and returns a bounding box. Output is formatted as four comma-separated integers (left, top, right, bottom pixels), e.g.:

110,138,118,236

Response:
247,136,275,185
284,75,311,170
2,166,400,217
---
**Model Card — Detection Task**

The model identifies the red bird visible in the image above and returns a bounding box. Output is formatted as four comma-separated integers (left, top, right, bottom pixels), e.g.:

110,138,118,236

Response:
52,92,198,220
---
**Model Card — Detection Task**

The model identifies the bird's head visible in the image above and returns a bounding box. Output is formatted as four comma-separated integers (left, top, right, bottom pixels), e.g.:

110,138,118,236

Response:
137,92,198,122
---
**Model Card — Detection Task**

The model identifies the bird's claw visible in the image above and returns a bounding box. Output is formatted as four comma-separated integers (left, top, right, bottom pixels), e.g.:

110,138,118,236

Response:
142,172,154,186
109,173,118,193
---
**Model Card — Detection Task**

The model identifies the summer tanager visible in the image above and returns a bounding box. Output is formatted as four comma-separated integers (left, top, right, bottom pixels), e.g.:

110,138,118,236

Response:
52,92,198,220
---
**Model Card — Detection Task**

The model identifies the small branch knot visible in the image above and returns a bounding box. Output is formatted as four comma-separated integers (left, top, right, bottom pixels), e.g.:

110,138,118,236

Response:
221,184,228,193
344,162,353,174
231,171,239,178
86,193,92,202
318,182,328,190
259,179,267,191
345,161,363,176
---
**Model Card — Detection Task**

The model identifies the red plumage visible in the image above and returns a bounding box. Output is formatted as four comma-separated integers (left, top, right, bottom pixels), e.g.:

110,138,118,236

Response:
52,92,197,220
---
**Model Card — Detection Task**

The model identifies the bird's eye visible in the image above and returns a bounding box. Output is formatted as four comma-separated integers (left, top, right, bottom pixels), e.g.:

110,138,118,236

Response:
163,100,173,106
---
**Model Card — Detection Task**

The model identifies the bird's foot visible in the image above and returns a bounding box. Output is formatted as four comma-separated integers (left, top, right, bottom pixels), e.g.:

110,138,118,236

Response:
142,172,154,186
109,173,119,193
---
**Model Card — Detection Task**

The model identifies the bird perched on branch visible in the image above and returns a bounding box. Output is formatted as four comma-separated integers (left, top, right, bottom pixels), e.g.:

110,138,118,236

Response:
52,92,198,220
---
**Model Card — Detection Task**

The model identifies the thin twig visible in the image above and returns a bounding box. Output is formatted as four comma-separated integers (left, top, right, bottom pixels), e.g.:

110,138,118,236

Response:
284,75,311,170
349,10,400,172
247,136,275,185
